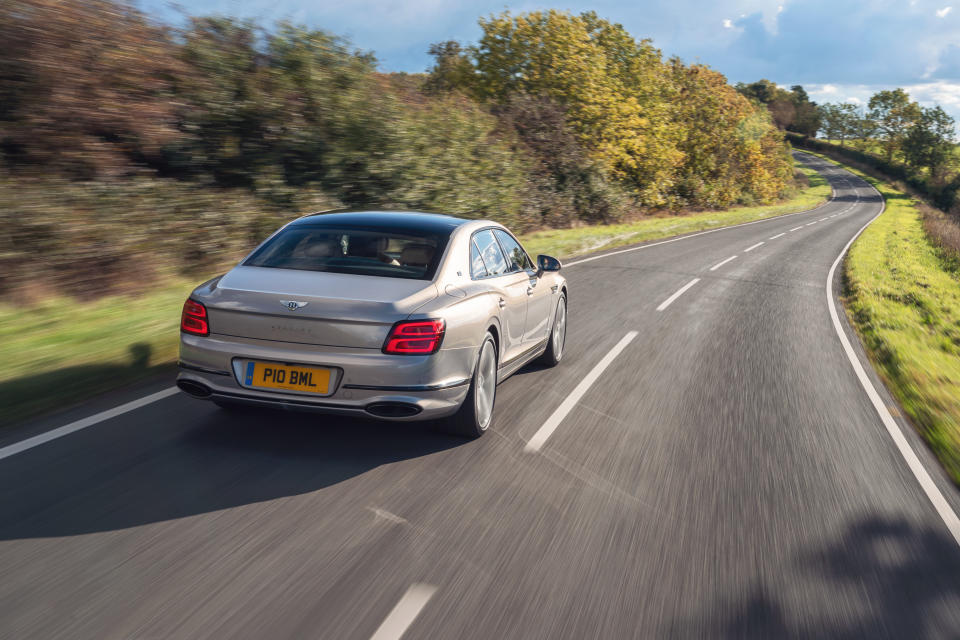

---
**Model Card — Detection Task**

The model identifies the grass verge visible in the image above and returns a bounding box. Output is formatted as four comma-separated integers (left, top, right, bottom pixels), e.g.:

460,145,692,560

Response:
810,151,960,484
1,163,830,429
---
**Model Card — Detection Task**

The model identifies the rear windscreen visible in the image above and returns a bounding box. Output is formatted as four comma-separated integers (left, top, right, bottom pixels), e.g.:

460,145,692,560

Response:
243,225,449,280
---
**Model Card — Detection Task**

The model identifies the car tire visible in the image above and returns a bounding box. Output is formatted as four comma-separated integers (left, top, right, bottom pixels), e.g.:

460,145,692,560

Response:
538,292,567,367
442,333,498,438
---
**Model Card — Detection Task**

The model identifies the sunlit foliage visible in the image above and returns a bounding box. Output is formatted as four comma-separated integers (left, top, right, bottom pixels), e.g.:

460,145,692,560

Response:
0,1,795,298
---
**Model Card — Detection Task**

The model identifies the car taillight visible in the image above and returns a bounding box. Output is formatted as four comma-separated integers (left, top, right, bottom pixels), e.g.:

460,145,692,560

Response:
181,299,209,336
383,319,445,355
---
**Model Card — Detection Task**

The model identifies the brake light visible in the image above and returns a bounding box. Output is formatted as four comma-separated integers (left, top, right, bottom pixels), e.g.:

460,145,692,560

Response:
383,319,445,355
181,299,209,336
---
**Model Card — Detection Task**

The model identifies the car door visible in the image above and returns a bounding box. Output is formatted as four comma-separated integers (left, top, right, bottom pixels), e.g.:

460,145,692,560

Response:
472,229,528,364
493,229,553,347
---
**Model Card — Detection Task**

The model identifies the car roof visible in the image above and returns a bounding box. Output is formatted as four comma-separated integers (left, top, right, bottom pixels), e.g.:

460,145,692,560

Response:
294,210,470,234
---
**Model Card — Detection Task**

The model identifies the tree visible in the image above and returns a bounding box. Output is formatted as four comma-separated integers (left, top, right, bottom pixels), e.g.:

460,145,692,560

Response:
673,62,791,206
735,81,819,135
468,10,684,204
424,41,474,93
868,88,922,163
788,85,820,137
850,106,877,151
902,105,956,181
735,79,781,105
0,0,182,177
818,102,859,146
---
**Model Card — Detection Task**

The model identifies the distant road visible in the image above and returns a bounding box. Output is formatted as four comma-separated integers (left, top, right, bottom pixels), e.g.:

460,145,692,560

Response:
2,153,959,638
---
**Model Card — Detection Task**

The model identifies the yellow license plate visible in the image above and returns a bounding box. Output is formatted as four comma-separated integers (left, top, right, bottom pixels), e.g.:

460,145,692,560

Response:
243,361,332,394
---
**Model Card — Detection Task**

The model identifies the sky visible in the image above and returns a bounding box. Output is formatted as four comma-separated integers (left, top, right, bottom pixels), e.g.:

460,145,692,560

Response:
137,0,960,121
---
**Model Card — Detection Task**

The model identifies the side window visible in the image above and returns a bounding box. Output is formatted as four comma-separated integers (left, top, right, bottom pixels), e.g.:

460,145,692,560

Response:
470,239,488,279
493,229,533,273
472,230,508,277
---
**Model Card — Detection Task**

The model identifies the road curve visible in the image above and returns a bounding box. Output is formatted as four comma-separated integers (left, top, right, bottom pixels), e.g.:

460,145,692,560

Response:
2,153,960,639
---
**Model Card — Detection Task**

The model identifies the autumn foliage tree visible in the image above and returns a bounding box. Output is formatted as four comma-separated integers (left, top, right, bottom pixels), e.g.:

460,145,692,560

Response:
0,1,798,299
0,0,182,177
440,11,791,207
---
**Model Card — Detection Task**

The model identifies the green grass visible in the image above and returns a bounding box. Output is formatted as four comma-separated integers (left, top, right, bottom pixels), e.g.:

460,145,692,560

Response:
0,162,830,428
521,165,830,260
809,152,960,484
0,280,194,427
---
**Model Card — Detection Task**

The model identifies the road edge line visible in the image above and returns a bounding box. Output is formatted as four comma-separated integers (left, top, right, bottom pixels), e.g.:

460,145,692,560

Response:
826,173,960,547
0,387,179,461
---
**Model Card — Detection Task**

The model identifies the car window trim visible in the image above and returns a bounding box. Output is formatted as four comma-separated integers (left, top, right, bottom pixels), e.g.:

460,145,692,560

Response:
491,228,536,276
470,237,489,279
469,227,513,281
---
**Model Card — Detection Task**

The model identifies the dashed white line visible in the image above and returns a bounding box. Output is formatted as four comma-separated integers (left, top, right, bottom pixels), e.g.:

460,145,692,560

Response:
370,583,438,640
0,387,179,461
769,233,786,240
790,226,804,232
525,331,638,453
656,278,701,312
744,242,764,252
820,217,829,221
806,221,818,226
709,255,738,271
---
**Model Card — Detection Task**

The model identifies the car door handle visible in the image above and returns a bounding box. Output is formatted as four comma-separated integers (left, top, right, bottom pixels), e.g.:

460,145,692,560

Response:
526,287,534,296
498,297,506,308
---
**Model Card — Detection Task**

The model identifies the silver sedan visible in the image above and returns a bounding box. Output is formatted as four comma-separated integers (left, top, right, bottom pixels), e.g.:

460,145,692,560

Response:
176,210,568,437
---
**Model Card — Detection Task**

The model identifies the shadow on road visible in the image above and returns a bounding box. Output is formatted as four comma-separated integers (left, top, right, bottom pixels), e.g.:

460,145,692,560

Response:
674,515,960,638
1,342,172,429
0,404,465,540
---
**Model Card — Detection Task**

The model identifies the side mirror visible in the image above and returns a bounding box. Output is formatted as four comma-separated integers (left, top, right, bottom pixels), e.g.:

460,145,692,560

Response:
536,254,562,277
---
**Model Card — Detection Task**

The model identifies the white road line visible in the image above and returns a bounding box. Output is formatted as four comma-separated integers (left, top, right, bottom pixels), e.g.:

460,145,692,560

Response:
769,233,786,240
565,183,838,268
709,255,737,271
790,226,804,232
744,242,764,252
806,221,818,226
826,180,960,548
525,331,638,453
820,217,829,221
656,278,701,312
0,150,843,464
0,387,179,461
370,583,437,640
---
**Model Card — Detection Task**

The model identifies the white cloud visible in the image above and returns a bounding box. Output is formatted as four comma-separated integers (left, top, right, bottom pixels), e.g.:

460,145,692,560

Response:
845,96,862,105
936,6,952,18
723,18,733,28
820,83,839,94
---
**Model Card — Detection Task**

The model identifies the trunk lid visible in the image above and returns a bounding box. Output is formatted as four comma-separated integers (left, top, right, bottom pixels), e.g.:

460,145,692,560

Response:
203,266,438,348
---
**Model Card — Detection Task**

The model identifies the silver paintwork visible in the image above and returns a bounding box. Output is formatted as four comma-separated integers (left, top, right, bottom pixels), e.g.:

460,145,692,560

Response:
177,213,567,421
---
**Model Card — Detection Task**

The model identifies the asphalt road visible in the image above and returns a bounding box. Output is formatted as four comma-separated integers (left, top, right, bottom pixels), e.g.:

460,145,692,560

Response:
3,153,960,639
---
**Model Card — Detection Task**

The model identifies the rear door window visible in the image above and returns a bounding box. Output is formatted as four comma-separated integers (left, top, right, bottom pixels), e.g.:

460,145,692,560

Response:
470,239,488,278
493,229,533,273
472,230,508,277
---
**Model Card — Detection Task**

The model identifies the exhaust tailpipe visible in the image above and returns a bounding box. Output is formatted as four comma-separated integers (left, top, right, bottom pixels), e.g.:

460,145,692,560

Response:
177,379,212,399
365,402,422,419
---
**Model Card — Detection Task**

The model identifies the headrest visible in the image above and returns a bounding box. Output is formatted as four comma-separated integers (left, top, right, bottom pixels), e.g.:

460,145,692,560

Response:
303,238,339,258
400,243,435,267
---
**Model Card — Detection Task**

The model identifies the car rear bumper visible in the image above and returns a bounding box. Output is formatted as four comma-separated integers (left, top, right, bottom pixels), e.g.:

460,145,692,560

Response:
177,333,473,421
